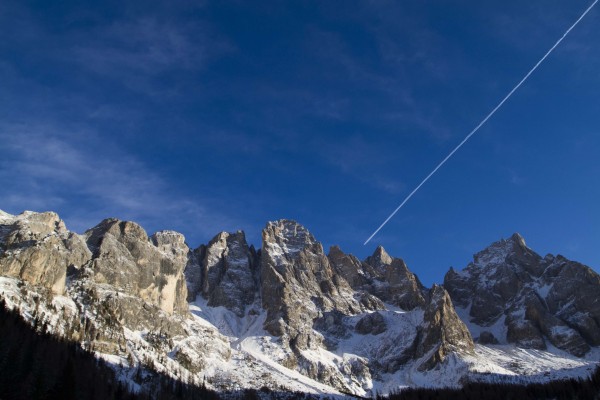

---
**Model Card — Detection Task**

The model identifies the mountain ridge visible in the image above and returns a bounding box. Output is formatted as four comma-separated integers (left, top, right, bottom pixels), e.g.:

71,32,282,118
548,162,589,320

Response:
445,233,600,357
1,209,598,397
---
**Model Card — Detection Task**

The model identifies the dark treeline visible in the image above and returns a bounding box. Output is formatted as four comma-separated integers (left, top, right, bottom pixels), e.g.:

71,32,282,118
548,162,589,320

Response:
380,367,600,400
0,298,321,400
0,299,221,400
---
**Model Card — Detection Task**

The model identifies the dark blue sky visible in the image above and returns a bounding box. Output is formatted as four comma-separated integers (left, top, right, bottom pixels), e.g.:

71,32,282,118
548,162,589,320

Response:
1,1,599,285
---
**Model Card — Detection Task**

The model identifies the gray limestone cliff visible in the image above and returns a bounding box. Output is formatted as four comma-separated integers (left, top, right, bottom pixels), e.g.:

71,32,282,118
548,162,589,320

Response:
259,220,376,389
328,244,428,311
260,220,362,349
186,230,258,317
0,211,91,294
0,210,232,389
84,218,189,315
416,285,474,371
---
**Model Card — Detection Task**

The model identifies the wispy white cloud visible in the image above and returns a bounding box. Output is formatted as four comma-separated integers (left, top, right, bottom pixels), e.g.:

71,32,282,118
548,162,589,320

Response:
0,2,232,98
383,109,453,144
313,135,406,195
77,18,228,74
489,1,599,71
507,168,526,186
0,122,242,242
73,17,233,95
304,27,414,100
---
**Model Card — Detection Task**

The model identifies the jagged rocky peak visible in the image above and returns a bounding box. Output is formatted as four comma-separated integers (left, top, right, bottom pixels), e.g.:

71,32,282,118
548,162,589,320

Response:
0,209,13,220
152,230,187,253
326,245,384,311
261,220,376,388
445,233,542,319
0,210,91,294
328,243,428,311
364,245,393,270
261,220,361,345
83,218,189,315
361,245,427,310
474,232,527,262
417,284,475,371
192,230,258,317
472,232,542,276
444,233,600,357
9,210,67,236
152,229,190,281
262,219,321,258
327,245,364,286
328,245,373,288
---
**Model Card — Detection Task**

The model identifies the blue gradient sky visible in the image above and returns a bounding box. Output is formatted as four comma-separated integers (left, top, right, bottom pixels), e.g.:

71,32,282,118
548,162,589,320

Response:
1,1,599,285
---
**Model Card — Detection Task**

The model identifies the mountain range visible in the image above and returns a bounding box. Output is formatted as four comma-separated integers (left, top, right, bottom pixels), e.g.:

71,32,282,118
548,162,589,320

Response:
0,209,598,397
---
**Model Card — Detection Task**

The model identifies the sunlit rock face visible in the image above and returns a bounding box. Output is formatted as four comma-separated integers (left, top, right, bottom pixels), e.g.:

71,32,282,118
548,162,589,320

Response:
259,220,377,387
260,220,362,343
0,211,91,294
416,285,474,371
85,218,188,315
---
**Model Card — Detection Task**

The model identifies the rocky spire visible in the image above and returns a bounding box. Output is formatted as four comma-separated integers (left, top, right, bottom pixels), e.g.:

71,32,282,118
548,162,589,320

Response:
194,230,258,317
327,245,367,288
362,246,427,310
416,285,474,371
364,245,393,272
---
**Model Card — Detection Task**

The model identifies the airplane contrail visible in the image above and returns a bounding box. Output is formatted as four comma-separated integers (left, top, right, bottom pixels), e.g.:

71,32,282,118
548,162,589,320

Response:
364,0,598,246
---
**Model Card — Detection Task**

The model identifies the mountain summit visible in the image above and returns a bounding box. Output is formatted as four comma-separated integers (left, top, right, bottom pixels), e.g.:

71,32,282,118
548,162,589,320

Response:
445,233,600,357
